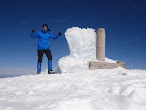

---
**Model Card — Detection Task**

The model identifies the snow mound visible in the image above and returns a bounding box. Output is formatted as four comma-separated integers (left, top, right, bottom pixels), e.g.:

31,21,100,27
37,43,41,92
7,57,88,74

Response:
58,27,116,73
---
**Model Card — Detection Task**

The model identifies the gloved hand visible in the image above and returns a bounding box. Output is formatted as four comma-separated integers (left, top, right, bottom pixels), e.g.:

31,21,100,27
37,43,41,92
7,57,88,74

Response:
48,29,50,31
32,28,34,33
59,32,61,35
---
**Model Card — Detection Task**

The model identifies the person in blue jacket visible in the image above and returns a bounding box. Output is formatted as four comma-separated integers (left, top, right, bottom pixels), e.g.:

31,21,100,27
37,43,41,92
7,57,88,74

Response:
30,24,61,74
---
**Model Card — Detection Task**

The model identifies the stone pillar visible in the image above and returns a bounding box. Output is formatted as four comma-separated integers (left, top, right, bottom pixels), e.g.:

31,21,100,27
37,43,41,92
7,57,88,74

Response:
96,28,106,61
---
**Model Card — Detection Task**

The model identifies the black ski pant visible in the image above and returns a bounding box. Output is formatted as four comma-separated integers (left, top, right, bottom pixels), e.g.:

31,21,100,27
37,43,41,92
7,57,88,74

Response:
37,49,52,63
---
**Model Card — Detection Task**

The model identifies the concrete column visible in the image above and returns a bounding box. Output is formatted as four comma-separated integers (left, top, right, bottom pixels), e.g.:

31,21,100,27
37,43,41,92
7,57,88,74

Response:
96,28,106,61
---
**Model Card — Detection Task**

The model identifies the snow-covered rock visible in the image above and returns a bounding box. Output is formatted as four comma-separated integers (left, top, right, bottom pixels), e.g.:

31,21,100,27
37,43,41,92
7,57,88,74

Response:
58,27,116,73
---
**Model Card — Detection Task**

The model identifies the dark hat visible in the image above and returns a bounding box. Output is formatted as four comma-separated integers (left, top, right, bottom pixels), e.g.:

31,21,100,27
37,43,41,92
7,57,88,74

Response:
42,24,48,29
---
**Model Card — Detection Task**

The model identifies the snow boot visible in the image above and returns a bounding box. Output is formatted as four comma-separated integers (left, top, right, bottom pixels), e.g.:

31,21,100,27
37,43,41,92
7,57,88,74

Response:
48,60,56,74
48,70,56,74
37,62,41,74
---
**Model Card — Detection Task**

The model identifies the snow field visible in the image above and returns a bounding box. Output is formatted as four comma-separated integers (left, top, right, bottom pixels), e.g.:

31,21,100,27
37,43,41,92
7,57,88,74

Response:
0,67,146,110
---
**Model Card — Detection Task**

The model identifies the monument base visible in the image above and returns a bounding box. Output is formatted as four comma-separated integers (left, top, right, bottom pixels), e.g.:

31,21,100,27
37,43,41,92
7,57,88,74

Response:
89,61,126,69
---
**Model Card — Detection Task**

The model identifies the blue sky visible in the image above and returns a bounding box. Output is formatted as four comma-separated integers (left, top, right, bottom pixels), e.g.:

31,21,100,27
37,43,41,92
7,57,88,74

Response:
0,0,146,76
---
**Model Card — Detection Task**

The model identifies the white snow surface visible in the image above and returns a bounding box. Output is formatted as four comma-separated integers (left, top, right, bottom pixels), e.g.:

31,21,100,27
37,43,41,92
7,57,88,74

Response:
58,27,116,73
1,67,146,110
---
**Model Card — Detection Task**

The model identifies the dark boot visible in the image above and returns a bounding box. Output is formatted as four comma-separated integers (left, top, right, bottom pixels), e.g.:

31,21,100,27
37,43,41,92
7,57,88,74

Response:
48,70,56,74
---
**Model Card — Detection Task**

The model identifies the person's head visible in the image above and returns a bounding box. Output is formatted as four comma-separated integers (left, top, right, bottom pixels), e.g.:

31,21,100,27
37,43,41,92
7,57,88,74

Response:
42,24,48,31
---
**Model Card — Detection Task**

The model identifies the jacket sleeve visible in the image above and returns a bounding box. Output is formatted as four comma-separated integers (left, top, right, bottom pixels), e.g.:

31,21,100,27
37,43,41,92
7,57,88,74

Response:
49,33,60,40
30,32,39,39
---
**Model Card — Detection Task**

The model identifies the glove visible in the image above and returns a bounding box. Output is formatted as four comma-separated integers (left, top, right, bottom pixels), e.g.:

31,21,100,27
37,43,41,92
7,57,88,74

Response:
59,32,61,35
48,29,50,31
32,28,34,33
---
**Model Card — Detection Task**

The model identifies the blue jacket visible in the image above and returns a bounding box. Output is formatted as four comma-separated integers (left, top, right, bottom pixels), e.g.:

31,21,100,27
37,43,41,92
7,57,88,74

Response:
30,29,60,50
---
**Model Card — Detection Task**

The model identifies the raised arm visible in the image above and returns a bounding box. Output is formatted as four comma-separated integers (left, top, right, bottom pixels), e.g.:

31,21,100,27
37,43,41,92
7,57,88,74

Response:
49,32,61,40
30,33,39,39
30,28,39,39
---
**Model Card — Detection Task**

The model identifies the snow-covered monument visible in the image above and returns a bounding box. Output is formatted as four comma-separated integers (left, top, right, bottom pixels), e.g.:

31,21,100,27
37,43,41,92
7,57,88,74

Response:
58,27,126,73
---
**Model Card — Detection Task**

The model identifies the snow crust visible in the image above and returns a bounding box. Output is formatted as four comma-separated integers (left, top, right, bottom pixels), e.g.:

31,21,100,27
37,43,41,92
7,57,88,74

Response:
1,67,146,110
58,27,116,73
